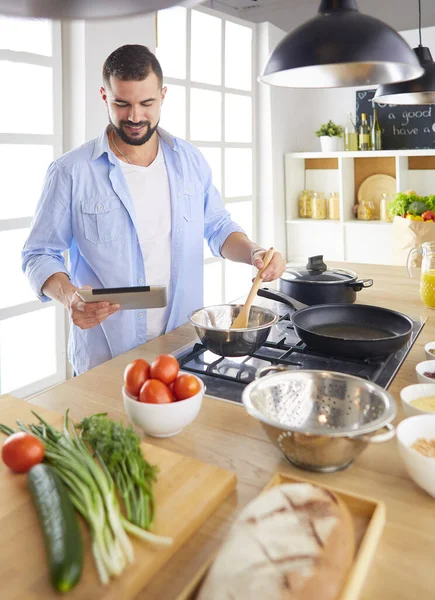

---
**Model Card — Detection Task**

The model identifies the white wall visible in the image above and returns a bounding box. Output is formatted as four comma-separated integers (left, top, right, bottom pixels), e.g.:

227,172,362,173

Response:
62,13,156,151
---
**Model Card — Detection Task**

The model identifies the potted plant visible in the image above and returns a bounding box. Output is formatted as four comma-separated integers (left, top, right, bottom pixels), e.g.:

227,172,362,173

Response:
315,120,344,152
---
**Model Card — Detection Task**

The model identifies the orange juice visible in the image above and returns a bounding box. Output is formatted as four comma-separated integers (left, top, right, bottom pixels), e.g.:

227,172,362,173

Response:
420,269,435,308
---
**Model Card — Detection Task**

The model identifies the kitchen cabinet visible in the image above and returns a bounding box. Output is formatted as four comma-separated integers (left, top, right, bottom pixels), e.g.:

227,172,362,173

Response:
285,150,435,264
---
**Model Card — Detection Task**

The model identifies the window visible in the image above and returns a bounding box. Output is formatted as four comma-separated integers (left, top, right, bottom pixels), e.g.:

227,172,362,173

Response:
157,7,255,303
0,16,65,398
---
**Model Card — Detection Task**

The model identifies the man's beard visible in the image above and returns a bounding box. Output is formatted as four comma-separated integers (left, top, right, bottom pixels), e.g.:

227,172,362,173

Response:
109,117,159,146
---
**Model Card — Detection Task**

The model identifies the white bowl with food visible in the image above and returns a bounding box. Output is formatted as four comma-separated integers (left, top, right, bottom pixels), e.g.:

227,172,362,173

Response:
415,360,435,383
123,375,205,438
396,414,435,498
424,342,435,361
400,383,435,417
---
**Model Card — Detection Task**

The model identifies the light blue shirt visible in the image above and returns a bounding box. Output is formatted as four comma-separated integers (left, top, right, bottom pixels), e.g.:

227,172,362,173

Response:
22,128,244,374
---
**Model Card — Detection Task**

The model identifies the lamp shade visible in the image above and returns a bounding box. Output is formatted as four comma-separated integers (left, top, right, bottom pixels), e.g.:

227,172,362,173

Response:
0,0,202,19
374,46,435,105
259,0,424,88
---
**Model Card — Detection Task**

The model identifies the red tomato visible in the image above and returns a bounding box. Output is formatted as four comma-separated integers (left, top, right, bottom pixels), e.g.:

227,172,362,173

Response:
2,432,45,473
139,379,174,404
124,358,150,397
173,374,201,401
149,354,180,386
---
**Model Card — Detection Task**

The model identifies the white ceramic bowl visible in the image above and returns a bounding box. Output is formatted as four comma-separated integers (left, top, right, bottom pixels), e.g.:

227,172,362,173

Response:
400,383,435,417
415,360,435,384
396,415,435,498
122,375,205,438
424,342,435,361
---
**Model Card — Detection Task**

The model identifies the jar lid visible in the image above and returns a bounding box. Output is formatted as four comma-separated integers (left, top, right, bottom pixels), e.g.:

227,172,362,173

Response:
281,255,357,284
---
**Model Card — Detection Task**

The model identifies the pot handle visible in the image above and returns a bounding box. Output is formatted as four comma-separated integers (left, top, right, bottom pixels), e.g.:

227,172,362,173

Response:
353,423,395,444
255,365,290,379
407,246,422,278
348,278,373,292
257,287,308,311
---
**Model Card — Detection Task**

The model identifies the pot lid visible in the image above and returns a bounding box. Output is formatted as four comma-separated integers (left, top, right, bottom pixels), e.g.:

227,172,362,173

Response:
281,255,357,284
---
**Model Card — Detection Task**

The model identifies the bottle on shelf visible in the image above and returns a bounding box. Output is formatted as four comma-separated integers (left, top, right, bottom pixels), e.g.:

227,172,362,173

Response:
312,192,327,220
359,113,370,151
328,192,340,220
344,113,358,151
357,199,375,220
368,115,373,150
371,106,382,150
298,190,313,218
380,193,392,221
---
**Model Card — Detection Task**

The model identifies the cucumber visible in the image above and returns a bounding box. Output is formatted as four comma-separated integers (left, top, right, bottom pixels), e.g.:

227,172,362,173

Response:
27,463,83,593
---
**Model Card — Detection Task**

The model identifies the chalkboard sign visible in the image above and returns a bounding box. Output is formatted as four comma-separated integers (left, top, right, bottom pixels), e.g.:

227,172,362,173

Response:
355,89,435,150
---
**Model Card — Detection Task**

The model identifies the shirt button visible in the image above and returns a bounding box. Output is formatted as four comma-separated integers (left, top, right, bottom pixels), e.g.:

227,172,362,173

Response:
138,313,143,318
138,278,144,284
98,204,103,211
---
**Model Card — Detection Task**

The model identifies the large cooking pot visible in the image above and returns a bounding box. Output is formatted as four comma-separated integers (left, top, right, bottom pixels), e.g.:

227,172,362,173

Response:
188,304,278,357
279,255,373,305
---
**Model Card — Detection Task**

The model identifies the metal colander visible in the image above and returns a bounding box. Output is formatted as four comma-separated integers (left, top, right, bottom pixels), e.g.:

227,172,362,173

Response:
242,369,396,472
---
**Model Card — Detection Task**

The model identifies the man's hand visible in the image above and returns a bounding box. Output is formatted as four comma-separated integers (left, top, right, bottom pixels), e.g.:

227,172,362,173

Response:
42,274,120,330
69,287,120,330
251,249,286,282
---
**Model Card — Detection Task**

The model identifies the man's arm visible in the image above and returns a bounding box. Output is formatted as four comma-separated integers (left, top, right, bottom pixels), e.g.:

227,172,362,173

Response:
220,232,286,283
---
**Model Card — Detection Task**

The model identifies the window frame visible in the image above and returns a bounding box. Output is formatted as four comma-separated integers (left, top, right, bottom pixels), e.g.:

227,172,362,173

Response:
158,5,257,303
0,19,66,398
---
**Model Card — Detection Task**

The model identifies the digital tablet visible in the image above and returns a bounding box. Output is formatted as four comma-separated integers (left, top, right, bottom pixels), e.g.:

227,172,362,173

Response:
77,286,167,311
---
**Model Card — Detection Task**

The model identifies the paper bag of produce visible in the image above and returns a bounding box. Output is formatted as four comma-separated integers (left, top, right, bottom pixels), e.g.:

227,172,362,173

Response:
389,192,435,267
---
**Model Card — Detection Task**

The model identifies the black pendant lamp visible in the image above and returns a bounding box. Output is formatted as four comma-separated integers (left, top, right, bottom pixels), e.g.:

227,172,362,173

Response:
259,0,424,88
0,0,202,19
374,0,435,105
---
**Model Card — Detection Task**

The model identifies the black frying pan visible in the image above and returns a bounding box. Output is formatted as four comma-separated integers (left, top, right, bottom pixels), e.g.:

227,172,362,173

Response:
257,288,413,359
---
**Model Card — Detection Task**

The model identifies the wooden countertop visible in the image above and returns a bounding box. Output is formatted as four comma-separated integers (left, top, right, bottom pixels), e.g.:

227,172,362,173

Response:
14,262,435,599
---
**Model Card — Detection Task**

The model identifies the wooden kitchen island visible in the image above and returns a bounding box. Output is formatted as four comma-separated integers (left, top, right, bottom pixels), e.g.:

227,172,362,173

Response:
5,262,435,599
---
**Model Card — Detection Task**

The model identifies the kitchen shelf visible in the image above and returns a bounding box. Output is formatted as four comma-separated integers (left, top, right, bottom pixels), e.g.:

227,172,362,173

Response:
285,149,435,265
289,149,435,159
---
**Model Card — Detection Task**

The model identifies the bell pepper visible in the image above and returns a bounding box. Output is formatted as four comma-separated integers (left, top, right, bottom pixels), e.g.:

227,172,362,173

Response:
406,214,424,221
422,210,435,221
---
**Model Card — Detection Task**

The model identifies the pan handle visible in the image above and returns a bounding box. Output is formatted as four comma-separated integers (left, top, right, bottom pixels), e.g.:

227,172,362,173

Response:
257,287,308,311
352,423,395,444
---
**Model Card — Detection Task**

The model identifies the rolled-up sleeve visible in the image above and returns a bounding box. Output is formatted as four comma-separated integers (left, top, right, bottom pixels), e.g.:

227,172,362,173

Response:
22,161,73,302
200,154,245,257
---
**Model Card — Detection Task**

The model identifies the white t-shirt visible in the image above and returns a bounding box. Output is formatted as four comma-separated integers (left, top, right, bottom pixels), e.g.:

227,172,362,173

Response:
119,143,171,340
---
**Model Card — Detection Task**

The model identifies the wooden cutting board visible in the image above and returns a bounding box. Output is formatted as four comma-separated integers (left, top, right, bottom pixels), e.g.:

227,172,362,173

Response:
0,395,237,600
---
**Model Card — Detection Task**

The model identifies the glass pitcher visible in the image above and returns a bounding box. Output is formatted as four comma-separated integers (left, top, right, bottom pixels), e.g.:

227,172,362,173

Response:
407,241,435,308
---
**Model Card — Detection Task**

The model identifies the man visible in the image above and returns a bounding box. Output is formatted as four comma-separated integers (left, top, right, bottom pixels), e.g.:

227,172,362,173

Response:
22,45,286,375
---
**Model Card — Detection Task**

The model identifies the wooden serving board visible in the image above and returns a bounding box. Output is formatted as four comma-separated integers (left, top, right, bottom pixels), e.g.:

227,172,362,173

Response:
179,471,386,600
0,395,236,600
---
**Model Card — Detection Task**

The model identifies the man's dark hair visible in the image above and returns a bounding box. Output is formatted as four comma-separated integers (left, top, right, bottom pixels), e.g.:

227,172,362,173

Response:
102,44,163,89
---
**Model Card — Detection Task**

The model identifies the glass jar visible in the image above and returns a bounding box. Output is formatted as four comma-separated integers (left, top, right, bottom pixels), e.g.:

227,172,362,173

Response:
311,192,326,220
357,199,375,221
298,190,313,218
408,242,435,309
380,193,392,222
328,192,340,220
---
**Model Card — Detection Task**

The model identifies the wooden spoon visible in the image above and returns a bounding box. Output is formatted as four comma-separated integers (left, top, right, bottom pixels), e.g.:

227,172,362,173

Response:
230,247,275,329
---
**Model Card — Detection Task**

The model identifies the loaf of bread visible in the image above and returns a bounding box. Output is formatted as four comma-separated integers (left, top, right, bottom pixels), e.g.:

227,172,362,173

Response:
197,483,355,600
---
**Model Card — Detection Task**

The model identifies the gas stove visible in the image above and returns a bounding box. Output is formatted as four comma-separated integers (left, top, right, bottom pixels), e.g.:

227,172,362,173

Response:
176,309,426,404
